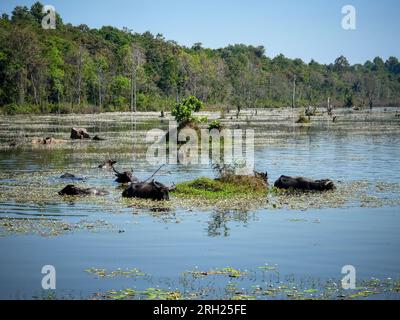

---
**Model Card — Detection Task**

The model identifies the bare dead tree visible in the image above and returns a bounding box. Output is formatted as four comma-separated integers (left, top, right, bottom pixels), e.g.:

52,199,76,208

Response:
77,45,83,106
130,43,145,113
292,74,296,108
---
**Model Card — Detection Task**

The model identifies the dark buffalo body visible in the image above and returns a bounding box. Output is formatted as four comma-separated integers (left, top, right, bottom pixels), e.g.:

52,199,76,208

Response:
70,127,91,139
58,185,109,196
60,173,84,181
92,135,106,141
274,175,335,191
122,180,170,200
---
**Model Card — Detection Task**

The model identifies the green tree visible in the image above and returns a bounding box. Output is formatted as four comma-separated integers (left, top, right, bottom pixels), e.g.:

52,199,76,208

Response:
110,75,130,109
171,96,203,124
30,2,44,25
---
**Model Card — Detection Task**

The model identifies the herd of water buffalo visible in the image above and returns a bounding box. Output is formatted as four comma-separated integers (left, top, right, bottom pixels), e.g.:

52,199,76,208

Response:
58,160,173,200
57,127,336,200
58,159,336,201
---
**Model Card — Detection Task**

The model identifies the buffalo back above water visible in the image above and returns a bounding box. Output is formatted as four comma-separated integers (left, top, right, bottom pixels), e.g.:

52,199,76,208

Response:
274,175,335,191
122,180,170,200
58,185,109,196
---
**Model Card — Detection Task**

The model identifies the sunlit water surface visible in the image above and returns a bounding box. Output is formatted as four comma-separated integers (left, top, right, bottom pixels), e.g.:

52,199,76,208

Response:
0,109,399,299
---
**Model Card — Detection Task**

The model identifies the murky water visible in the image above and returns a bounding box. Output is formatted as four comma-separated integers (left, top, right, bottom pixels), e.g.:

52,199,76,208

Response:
0,108,400,300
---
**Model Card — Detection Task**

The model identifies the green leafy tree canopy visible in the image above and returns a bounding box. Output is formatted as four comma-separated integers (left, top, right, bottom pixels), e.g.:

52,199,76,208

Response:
171,96,203,124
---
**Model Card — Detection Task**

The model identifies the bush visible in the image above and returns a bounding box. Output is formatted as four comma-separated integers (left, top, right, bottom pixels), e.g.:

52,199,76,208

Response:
296,110,311,124
2,103,40,115
208,120,224,130
171,96,203,124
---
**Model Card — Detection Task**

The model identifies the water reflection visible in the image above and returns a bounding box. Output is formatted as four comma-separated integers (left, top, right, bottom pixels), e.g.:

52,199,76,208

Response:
0,111,400,299
207,209,254,237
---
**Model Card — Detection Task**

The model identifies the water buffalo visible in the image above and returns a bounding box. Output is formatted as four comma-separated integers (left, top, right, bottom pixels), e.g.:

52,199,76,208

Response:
60,173,84,181
122,180,171,200
98,159,117,169
112,166,138,184
58,185,109,196
274,175,335,191
71,127,90,139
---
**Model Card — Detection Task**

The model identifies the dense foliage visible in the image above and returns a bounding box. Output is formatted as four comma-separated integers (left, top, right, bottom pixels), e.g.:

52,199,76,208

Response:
1,2,399,114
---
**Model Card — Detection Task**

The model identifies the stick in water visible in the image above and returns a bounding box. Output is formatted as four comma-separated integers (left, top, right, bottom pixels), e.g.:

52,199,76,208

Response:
142,164,166,183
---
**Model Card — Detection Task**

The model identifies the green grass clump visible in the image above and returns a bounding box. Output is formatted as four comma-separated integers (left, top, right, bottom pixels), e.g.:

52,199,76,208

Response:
208,119,224,130
172,176,268,199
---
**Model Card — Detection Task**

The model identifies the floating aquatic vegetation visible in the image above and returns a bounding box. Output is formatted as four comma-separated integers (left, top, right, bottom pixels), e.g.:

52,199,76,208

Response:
1,165,400,212
98,287,182,300
169,179,400,211
303,288,318,293
90,264,400,300
2,111,399,300
102,288,137,300
269,180,400,210
32,291,58,300
142,288,182,300
225,283,240,294
183,267,248,278
258,264,278,271
348,290,375,299
85,267,146,278
231,294,256,300
0,217,114,237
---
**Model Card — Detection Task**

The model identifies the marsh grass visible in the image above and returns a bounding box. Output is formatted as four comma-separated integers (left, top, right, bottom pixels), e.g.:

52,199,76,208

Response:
173,176,268,200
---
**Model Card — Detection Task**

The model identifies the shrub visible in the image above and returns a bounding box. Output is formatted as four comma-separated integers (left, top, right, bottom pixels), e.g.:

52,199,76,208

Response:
2,103,40,115
171,96,203,124
208,120,224,130
296,110,311,124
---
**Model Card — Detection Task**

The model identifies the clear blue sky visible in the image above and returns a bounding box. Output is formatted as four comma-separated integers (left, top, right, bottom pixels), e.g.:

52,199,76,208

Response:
1,0,399,64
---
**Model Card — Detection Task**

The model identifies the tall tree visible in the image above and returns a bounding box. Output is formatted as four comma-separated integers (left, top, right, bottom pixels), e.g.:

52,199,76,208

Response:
130,43,145,112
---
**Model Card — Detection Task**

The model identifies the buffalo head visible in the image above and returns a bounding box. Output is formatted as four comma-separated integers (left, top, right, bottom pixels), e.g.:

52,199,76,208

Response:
152,180,170,200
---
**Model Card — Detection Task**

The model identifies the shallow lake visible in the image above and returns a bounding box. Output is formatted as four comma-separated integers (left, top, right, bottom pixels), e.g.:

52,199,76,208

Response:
0,108,399,300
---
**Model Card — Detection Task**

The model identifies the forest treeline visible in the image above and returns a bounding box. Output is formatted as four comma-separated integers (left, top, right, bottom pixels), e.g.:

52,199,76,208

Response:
1,2,400,114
